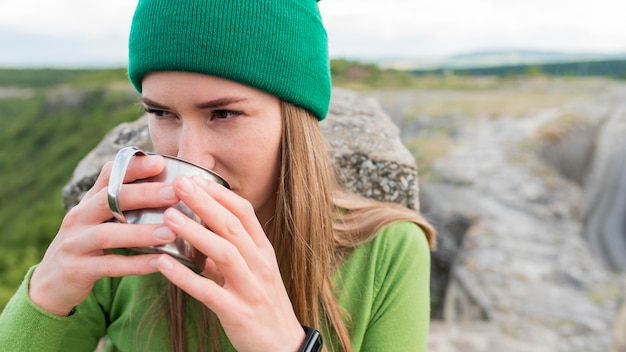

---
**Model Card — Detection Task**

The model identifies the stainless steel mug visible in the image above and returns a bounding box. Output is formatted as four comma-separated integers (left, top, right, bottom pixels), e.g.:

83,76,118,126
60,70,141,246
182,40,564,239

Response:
107,146,230,272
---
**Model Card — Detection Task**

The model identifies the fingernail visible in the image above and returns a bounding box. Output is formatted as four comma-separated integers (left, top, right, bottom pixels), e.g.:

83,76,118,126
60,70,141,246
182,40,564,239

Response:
178,176,195,194
165,208,186,226
159,255,174,271
192,175,209,187
144,155,160,169
149,258,158,269
153,226,174,240
160,185,176,201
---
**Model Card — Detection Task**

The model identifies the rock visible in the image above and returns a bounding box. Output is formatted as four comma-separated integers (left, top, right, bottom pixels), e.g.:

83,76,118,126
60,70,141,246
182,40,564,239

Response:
536,102,626,273
366,80,626,351
420,193,475,320
537,121,600,186
611,286,626,352
322,88,421,210
582,108,626,272
420,109,622,351
62,88,421,212
62,116,153,210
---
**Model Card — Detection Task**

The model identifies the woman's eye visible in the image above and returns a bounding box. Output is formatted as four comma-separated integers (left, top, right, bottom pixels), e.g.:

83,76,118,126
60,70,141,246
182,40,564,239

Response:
144,107,174,118
212,110,242,120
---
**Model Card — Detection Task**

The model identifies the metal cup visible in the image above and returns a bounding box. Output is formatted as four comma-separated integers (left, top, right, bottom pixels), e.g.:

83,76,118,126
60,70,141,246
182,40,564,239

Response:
107,146,230,272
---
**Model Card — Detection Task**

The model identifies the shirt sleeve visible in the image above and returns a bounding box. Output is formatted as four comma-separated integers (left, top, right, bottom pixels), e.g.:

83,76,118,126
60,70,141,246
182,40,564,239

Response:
0,266,77,351
0,265,110,351
361,221,431,352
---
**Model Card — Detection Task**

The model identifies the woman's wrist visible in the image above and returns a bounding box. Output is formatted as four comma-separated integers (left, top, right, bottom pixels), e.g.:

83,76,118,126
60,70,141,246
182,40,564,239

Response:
28,268,75,317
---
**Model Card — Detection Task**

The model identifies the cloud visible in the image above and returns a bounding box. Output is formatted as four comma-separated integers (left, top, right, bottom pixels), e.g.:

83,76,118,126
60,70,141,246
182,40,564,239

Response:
0,27,127,67
319,0,626,58
0,0,135,37
0,0,625,66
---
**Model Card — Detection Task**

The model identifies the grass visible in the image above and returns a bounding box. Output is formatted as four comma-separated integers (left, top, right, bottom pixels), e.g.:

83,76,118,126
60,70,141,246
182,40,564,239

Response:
0,69,141,310
533,112,587,143
404,133,456,181
365,75,621,186
368,77,599,120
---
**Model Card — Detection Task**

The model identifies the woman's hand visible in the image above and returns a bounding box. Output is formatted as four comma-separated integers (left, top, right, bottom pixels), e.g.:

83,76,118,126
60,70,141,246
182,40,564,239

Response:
153,175,306,352
29,155,180,316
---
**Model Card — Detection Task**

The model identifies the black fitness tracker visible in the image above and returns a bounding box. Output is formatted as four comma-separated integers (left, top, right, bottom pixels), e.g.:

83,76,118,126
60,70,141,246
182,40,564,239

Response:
299,325,323,352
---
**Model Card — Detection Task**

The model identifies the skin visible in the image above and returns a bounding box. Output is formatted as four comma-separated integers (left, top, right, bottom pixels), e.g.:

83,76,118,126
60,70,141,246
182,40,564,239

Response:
29,72,305,351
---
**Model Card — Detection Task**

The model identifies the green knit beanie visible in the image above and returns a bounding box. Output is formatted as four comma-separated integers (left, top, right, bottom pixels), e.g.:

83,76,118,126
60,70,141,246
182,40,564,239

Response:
128,0,331,121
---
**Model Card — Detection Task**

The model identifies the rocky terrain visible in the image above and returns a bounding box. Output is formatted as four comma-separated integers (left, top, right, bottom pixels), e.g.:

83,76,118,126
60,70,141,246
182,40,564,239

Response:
370,77,626,351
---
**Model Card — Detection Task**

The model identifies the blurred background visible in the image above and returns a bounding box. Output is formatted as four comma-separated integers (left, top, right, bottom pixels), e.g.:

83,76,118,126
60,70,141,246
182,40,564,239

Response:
1,1,625,351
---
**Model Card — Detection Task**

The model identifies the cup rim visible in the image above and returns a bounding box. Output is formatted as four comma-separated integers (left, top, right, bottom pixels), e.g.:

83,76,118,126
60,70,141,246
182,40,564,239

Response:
149,152,230,189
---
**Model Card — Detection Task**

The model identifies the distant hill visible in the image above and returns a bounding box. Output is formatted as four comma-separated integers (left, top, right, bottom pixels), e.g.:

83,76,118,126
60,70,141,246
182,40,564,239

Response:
411,58,626,80
377,50,626,71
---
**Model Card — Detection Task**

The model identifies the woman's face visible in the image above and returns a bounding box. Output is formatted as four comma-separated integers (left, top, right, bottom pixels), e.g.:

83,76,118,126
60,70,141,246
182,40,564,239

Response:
142,71,282,224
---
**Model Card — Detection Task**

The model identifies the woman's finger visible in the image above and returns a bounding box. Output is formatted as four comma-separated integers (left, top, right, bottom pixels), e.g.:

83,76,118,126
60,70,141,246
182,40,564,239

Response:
193,176,272,251
172,176,271,271
82,155,165,201
69,180,178,226
155,254,235,316
75,154,171,225
85,252,162,279
66,222,176,253
114,182,180,212
163,207,257,293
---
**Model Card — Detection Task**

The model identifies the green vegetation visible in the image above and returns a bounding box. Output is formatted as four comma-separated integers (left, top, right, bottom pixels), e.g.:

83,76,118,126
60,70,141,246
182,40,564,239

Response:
404,133,454,182
330,59,515,90
331,59,417,90
412,59,626,80
0,68,129,88
332,58,626,92
0,68,142,309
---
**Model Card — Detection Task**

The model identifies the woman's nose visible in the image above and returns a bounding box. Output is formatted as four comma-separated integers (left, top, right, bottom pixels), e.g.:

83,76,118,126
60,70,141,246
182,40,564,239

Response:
176,124,215,169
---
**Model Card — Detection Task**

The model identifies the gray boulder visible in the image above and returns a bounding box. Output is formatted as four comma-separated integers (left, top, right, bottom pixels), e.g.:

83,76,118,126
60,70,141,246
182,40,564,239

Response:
322,88,421,210
582,109,626,272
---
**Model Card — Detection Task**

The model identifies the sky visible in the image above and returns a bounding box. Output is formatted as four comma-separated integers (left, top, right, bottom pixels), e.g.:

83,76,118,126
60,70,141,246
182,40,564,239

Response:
0,0,625,67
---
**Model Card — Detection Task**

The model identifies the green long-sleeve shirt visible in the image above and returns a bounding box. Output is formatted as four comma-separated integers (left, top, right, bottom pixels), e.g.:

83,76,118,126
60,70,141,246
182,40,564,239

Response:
0,221,430,351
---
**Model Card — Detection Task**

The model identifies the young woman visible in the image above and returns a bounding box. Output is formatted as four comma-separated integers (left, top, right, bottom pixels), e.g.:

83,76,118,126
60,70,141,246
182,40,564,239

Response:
0,0,435,351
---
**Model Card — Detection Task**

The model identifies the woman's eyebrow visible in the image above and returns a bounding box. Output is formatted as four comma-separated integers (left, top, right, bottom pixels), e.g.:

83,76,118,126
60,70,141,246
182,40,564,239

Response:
140,96,249,110
195,97,249,109
141,97,170,109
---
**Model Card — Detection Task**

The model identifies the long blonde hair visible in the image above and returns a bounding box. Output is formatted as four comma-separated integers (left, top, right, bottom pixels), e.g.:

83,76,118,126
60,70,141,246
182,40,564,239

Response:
159,101,435,352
